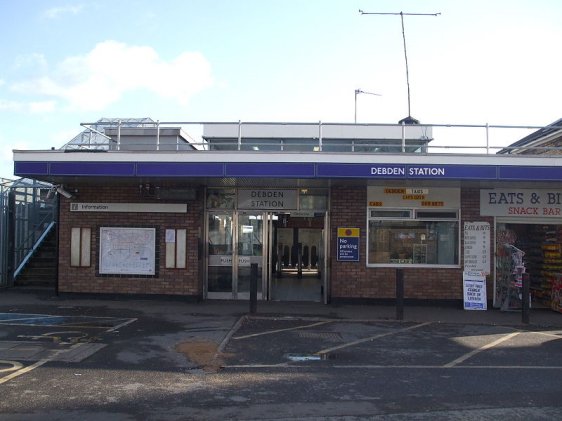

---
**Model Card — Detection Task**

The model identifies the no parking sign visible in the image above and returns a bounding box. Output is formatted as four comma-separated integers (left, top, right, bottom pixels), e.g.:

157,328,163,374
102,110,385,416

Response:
337,227,360,262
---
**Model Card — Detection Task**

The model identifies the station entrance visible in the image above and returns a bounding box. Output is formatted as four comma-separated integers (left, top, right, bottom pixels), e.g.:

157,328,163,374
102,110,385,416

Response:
206,211,327,302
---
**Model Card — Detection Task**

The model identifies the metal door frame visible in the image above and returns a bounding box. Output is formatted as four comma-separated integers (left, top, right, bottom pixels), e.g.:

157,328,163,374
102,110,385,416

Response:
206,210,266,300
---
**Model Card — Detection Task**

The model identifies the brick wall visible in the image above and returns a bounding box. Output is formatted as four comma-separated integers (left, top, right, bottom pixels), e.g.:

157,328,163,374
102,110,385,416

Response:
58,185,203,297
330,185,490,301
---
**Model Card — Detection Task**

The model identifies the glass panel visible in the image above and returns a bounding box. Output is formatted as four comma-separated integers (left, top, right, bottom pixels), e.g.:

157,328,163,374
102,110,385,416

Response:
368,220,458,265
241,138,282,151
282,138,318,152
208,213,233,292
207,189,235,209
299,188,328,211
370,209,412,218
322,139,352,152
237,213,263,293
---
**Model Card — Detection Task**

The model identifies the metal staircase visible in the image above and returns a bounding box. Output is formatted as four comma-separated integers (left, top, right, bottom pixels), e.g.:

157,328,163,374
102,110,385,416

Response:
1,178,57,288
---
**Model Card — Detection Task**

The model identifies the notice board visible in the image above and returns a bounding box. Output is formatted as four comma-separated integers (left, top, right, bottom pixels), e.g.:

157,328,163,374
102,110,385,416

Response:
463,221,490,274
99,227,156,275
463,271,487,310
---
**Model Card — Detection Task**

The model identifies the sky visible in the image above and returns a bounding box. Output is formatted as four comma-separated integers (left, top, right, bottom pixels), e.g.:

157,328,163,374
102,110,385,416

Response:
1,0,562,180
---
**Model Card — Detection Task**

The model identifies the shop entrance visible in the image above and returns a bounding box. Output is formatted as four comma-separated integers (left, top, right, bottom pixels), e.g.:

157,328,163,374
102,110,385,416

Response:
495,221,562,313
206,211,326,302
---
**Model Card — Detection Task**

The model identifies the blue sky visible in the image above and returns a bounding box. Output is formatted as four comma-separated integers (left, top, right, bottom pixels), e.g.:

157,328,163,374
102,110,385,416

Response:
1,0,562,179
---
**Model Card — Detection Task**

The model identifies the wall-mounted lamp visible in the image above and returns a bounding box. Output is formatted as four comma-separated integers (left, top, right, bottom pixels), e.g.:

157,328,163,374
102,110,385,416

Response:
56,186,75,199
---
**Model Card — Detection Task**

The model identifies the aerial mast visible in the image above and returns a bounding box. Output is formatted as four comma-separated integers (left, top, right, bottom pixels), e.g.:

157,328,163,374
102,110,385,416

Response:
359,10,440,122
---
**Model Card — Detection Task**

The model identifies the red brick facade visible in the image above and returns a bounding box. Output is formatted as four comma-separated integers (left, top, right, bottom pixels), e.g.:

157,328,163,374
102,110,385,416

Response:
58,186,203,297
330,185,491,301
57,184,491,302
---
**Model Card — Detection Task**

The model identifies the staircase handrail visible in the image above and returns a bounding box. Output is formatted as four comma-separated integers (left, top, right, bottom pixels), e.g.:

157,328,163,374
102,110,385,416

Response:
13,220,56,280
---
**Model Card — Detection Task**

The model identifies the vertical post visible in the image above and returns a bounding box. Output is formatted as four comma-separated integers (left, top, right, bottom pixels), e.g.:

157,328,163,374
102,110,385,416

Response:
237,120,242,151
249,263,258,314
401,121,406,152
156,120,160,151
396,268,404,320
521,272,530,324
117,119,122,151
7,190,16,287
297,242,303,279
318,121,323,151
54,195,60,296
485,122,490,154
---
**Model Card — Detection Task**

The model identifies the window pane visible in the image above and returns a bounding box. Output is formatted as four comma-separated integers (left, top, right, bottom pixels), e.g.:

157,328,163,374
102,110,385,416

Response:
368,220,458,265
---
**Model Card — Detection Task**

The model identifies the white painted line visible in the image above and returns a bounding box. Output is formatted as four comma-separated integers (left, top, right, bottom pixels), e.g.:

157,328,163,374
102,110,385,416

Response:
316,322,432,356
106,318,137,332
233,321,332,340
222,364,562,370
218,315,247,353
332,364,562,370
443,331,521,368
529,331,562,339
222,363,290,369
0,360,23,373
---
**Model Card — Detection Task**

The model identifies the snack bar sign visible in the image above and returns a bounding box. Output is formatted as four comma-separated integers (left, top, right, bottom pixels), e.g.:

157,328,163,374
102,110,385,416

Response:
480,189,562,217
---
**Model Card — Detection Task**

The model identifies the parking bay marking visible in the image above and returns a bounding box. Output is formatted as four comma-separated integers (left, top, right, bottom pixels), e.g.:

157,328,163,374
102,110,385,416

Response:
233,321,333,340
443,331,521,368
0,312,137,330
315,322,432,356
0,312,136,385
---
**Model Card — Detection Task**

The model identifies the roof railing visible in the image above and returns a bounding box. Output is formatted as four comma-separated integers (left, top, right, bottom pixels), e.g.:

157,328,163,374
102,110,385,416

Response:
67,120,562,155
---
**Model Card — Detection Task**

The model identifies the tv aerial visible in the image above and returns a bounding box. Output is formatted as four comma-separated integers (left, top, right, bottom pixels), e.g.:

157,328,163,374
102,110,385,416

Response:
359,10,441,122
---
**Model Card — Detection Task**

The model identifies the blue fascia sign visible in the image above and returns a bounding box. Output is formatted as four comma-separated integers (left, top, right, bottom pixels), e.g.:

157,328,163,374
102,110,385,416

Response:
316,164,497,179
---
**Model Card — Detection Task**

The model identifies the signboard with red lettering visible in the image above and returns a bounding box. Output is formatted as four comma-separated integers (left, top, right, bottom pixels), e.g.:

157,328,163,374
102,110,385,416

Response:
480,189,562,218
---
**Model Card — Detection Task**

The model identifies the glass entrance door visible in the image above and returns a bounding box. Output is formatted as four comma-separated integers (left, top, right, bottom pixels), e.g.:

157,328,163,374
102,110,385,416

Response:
207,212,265,299
237,213,264,299
207,213,234,298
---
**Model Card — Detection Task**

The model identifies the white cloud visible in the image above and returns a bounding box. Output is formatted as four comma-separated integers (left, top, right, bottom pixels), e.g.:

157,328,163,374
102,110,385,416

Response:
0,98,57,113
43,5,84,19
12,41,213,111
29,101,57,113
0,99,24,112
13,53,49,74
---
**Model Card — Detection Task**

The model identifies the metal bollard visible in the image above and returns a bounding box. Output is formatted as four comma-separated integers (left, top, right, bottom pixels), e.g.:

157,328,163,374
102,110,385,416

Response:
249,263,258,314
396,268,404,321
522,272,530,324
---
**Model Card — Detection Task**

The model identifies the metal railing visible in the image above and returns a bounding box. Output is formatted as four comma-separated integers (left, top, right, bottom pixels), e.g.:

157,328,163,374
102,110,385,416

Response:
0,178,57,287
66,120,562,155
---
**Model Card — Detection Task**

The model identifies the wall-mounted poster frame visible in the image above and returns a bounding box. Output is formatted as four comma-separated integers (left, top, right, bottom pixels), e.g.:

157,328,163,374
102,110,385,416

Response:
99,227,156,275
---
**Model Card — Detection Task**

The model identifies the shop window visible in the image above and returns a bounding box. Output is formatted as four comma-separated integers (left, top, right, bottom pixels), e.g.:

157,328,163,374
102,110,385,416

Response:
70,227,91,267
367,209,459,266
165,229,187,269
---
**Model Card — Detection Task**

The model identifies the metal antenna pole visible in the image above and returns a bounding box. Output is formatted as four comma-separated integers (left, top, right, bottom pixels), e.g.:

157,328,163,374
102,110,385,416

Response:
359,10,440,118
354,89,382,123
